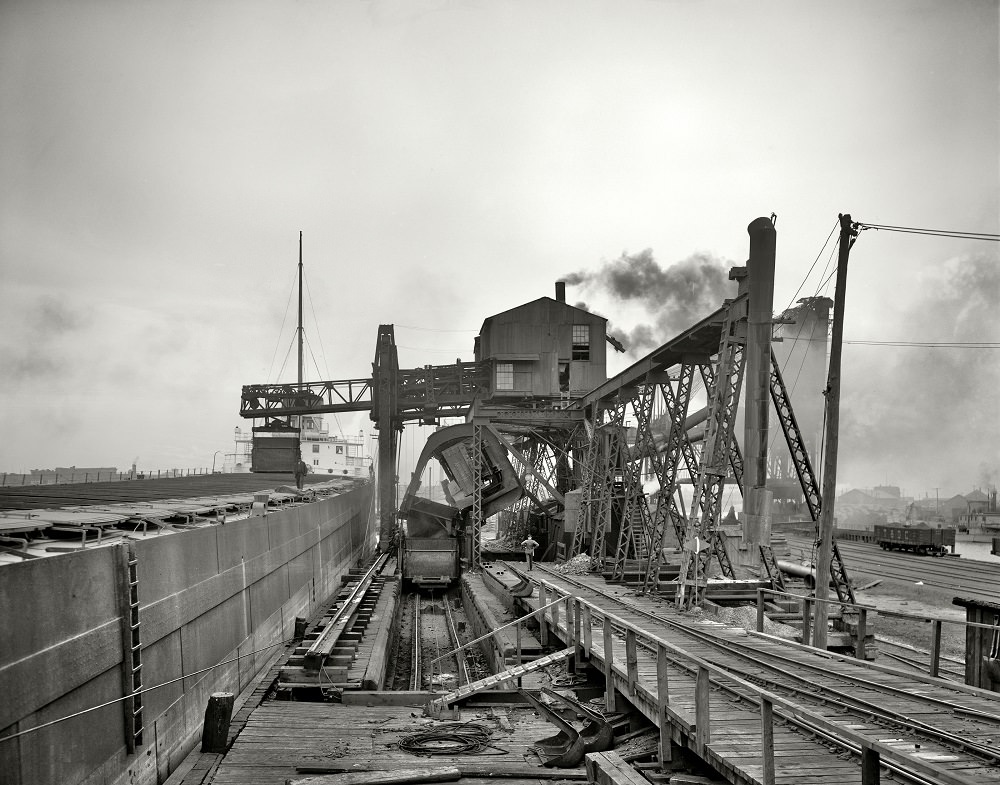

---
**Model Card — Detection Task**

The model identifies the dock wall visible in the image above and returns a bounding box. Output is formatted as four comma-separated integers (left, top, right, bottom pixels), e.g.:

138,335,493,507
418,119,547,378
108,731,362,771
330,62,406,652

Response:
0,484,374,785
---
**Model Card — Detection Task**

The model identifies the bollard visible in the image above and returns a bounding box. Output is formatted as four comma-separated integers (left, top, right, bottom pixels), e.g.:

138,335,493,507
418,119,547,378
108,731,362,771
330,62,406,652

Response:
201,692,235,753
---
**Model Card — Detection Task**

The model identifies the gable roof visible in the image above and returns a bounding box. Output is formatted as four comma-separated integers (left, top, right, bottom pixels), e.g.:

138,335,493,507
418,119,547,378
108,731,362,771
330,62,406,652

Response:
479,296,606,333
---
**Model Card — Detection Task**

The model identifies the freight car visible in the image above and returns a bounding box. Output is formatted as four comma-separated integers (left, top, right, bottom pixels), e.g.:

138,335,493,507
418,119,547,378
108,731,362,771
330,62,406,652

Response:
398,423,524,588
873,522,956,556
400,496,462,589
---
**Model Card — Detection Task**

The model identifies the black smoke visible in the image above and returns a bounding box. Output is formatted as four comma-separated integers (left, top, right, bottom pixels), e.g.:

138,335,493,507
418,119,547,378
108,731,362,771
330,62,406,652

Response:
565,249,737,355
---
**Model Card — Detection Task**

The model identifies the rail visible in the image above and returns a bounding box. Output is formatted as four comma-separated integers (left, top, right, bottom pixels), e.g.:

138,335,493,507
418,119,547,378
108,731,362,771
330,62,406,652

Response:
528,576,980,785
755,587,1000,679
303,553,389,671
442,597,470,687
410,598,422,691
427,595,565,665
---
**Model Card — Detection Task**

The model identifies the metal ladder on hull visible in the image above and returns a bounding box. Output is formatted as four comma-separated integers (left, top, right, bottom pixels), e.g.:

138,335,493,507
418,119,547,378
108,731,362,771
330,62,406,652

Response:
117,542,144,751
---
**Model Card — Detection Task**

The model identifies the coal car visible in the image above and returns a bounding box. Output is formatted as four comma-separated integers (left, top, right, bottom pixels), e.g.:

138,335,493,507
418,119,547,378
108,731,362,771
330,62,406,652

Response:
873,522,955,556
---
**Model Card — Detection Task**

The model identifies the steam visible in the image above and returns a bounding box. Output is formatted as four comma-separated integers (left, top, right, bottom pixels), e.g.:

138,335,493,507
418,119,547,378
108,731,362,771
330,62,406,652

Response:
565,249,737,354
838,250,1000,495
0,296,87,385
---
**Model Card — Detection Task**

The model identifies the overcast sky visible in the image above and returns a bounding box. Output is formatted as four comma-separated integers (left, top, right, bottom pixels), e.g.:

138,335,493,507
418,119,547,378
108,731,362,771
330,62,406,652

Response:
1,0,997,498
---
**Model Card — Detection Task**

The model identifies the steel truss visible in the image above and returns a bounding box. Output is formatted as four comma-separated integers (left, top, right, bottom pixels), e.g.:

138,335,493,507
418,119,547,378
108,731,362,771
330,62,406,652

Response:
471,423,483,572
610,388,654,581
678,306,745,604
640,365,695,592
570,416,601,558
590,398,628,564
769,349,855,604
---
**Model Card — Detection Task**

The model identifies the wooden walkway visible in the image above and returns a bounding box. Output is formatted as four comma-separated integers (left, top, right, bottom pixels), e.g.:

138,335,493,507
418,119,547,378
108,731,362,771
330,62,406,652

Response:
198,702,596,785
498,563,1000,785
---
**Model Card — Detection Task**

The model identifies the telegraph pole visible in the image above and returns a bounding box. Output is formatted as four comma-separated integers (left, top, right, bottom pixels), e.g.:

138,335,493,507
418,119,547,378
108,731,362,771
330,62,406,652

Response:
814,214,857,649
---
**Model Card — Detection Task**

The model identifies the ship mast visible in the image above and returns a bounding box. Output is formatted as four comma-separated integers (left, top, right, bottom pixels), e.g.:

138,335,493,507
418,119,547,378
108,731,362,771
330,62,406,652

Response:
297,230,304,388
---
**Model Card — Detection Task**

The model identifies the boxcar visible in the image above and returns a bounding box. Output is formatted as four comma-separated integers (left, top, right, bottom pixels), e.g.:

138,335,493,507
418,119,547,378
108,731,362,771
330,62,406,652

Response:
873,523,955,556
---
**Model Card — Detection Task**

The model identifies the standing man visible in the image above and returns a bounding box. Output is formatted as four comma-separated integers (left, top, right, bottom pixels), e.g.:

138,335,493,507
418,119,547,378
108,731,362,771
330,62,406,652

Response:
520,533,540,571
294,458,307,490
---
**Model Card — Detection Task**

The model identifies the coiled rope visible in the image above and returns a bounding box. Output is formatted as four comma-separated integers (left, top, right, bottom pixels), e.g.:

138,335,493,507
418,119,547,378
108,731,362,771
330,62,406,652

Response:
398,721,508,756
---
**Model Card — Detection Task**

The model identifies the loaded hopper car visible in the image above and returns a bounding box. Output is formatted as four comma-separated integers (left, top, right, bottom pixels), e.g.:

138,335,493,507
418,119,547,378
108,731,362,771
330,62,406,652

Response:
874,522,956,556
398,423,523,588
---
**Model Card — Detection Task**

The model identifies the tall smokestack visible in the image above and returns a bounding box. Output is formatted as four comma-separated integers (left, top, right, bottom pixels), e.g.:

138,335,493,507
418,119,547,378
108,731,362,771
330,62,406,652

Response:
555,281,566,302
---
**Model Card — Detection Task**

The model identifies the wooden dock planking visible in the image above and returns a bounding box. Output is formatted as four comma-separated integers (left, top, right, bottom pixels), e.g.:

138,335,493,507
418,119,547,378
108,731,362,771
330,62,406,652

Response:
207,702,599,785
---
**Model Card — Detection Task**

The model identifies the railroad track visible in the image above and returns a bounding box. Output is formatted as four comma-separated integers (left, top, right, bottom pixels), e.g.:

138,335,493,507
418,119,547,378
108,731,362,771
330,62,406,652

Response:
403,590,477,692
787,536,1000,601
875,635,967,681
530,564,1000,785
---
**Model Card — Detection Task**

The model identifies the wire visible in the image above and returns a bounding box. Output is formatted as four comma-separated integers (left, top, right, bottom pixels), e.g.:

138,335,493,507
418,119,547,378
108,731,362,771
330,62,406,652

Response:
856,222,1000,241
303,269,331,378
0,637,296,742
398,721,508,756
396,344,471,354
783,219,839,314
267,268,299,383
274,332,298,382
396,324,479,333
844,340,1000,349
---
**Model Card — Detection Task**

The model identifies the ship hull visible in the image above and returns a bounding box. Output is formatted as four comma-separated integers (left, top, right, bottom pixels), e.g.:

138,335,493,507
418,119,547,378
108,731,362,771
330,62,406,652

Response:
0,483,374,785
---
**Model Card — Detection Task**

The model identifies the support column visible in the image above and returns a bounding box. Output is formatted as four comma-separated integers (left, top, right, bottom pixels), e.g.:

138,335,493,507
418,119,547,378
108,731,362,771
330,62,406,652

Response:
742,217,776,563
373,326,399,552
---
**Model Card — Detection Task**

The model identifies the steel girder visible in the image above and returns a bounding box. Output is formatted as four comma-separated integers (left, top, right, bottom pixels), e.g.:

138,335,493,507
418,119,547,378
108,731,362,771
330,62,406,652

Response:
641,365,695,592
571,416,601,558
769,347,821,522
610,388,654,581
589,399,628,563
769,349,855,604
678,308,746,602
471,423,484,572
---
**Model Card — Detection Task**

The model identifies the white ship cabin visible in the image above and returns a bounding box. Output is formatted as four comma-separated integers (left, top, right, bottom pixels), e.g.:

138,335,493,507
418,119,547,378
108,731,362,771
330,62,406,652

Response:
299,415,371,478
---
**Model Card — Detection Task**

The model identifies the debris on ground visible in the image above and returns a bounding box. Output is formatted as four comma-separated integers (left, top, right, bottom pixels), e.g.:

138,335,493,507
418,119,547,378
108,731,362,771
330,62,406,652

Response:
713,605,799,639
554,554,600,575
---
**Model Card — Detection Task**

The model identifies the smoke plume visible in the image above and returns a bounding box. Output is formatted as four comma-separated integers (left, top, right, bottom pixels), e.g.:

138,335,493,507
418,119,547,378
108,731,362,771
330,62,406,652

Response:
566,249,737,354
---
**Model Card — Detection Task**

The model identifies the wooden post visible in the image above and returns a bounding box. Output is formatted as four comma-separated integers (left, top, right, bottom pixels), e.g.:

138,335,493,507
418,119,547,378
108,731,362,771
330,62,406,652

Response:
573,599,582,673
625,629,638,696
814,213,857,650
516,619,523,688
760,697,775,785
539,585,549,646
603,616,616,712
801,596,812,647
757,589,765,633
582,604,592,660
551,587,561,631
930,619,943,677
657,643,671,768
695,666,711,754
201,692,235,753
855,608,867,659
861,745,880,785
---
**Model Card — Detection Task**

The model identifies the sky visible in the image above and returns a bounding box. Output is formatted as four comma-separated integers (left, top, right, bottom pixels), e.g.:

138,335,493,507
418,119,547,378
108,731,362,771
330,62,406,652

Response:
1,0,997,498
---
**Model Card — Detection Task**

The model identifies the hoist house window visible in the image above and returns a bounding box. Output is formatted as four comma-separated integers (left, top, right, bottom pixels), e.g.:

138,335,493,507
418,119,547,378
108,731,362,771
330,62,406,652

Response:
572,324,590,360
496,362,514,390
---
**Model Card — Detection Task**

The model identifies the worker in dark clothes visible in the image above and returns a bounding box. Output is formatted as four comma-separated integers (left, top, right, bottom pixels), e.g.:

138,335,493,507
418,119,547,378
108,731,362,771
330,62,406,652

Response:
294,459,307,490
521,534,540,570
